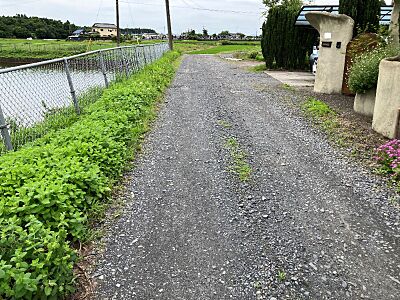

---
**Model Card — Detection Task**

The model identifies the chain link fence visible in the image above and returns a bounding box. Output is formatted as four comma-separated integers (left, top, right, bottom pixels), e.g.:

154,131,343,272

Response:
0,43,169,155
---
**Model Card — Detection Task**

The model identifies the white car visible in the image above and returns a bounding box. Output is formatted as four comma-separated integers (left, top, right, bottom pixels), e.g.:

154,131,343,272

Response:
309,46,319,75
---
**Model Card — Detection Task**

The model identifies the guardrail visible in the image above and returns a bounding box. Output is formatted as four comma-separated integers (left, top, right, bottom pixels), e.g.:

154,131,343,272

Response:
0,42,169,154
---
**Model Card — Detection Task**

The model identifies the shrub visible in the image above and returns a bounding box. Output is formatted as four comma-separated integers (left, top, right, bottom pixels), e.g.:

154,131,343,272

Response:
348,46,400,94
220,40,232,45
375,139,400,179
247,51,259,60
0,51,180,299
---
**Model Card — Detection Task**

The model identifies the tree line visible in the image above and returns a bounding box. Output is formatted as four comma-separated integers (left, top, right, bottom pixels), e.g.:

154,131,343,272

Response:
0,15,78,39
0,15,158,39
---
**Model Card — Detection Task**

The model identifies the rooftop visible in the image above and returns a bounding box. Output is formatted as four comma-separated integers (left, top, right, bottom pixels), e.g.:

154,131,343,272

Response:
92,23,117,29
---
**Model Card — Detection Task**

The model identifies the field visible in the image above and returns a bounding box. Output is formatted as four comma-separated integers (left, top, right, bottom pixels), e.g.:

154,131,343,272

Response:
0,38,262,60
0,39,140,59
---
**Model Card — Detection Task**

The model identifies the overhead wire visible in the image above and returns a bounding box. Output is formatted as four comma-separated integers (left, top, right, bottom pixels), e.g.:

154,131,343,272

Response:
119,0,262,15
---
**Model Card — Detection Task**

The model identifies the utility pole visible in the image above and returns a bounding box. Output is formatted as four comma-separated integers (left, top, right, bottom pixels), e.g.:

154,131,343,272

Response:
116,0,121,47
165,0,173,50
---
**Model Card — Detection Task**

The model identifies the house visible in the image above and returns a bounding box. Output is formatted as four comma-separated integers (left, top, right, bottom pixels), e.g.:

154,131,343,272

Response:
68,29,85,40
142,33,164,40
92,23,117,38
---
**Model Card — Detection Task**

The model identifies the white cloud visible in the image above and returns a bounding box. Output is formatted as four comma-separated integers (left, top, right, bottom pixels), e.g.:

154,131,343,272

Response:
0,0,393,35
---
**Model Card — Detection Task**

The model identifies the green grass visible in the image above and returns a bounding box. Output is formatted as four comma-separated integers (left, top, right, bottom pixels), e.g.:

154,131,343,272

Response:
225,137,252,182
217,120,232,129
190,44,260,55
282,83,295,92
0,38,157,59
1,87,105,155
0,38,261,60
302,97,336,118
250,64,267,72
302,97,341,137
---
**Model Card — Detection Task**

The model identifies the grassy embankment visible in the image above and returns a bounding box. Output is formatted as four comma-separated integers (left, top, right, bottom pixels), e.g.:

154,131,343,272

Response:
0,51,181,299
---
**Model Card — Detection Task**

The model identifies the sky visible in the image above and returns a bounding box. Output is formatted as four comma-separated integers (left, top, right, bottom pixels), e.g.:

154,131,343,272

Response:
0,0,392,35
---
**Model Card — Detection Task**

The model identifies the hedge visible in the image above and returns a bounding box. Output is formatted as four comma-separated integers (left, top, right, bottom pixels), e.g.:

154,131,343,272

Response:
0,50,180,299
261,5,318,70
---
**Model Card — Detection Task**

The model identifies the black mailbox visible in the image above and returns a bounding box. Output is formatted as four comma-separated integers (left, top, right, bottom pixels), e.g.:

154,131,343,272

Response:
321,41,332,48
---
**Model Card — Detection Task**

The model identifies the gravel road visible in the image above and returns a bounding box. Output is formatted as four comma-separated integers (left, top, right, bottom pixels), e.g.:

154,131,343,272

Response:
92,55,400,299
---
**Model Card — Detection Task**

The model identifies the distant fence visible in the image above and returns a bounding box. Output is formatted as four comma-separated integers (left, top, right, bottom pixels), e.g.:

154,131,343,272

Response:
0,43,169,155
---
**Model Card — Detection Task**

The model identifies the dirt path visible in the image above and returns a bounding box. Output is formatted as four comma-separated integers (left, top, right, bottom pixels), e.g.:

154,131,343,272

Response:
92,55,400,299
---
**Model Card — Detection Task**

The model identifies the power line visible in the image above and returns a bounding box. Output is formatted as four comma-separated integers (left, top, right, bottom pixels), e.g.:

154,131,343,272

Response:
95,0,104,23
120,1,262,15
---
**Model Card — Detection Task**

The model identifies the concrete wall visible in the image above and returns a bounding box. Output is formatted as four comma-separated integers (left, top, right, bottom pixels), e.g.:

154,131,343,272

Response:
354,88,376,117
372,59,400,138
306,12,354,94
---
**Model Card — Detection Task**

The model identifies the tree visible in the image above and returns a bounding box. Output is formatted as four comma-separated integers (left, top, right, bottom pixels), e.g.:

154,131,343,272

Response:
220,30,230,36
339,0,381,36
261,4,318,70
0,15,78,39
263,0,302,9
203,28,208,36
390,0,400,45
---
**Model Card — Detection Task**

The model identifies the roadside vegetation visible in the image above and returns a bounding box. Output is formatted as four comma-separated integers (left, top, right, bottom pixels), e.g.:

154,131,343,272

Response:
189,42,260,55
302,98,340,135
348,45,400,94
0,51,180,299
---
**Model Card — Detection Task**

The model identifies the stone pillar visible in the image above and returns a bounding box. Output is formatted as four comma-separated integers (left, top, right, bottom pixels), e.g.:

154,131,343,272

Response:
354,88,376,117
305,12,354,94
372,58,400,139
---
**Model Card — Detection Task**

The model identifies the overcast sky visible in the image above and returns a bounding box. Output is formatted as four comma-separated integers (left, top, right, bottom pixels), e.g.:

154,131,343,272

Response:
0,0,391,35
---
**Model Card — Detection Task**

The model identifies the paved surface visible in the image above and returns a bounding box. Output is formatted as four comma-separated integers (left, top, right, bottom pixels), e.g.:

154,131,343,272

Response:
265,71,315,87
93,55,400,299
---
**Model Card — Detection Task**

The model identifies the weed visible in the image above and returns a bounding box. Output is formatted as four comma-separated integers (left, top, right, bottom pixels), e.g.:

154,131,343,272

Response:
225,137,252,182
277,270,286,281
217,120,232,129
282,83,295,91
302,97,336,118
250,64,267,72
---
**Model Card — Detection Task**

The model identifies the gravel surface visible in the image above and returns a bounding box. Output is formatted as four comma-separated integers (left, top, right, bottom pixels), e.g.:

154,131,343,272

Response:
92,55,400,299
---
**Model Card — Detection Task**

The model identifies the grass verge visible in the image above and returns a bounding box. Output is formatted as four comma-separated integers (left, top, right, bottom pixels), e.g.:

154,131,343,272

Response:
189,44,260,55
0,51,180,299
249,64,267,72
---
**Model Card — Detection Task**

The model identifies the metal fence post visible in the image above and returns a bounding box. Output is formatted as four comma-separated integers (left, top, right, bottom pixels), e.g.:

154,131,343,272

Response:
99,52,109,88
63,58,80,115
119,48,129,77
142,46,148,66
0,104,13,151
134,47,140,72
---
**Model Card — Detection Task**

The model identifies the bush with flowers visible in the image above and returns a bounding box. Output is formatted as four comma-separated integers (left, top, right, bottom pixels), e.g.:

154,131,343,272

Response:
374,139,400,178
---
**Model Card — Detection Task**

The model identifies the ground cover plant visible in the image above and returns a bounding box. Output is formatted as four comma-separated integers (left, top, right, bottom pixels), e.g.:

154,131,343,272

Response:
0,51,180,299
375,139,400,180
